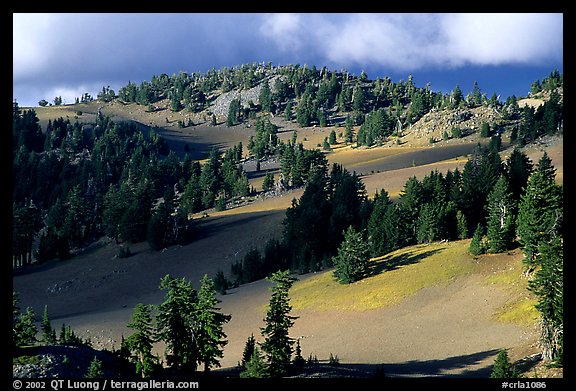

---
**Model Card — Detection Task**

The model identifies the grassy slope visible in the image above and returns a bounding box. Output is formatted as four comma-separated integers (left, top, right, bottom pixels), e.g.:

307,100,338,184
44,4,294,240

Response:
290,240,538,327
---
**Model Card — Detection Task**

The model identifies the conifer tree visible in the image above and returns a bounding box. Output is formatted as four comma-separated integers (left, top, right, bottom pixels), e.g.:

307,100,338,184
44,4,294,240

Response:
260,270,298,377
469,224,484,256
329,129,337,145
516,171,562,272
86,356,104,378
491,350,519,378
241,334,257,368
456,210,468,240
156,275,198,370
195,275,231,372
486,176,516,253
240,348,269,378
368,190,400,257
41,305,56,345
126,304,159,378
530,237,563,362
263,172,275,191
332,226,370,284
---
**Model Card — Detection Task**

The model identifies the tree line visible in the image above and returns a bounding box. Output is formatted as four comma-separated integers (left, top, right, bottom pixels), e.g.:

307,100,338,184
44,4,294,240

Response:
12,105,253,266
228,137,562,365
13,269,305,379
110,64,562,133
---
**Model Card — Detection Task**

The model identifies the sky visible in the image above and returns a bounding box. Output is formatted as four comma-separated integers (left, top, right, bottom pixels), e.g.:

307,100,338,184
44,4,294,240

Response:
13,13,563,107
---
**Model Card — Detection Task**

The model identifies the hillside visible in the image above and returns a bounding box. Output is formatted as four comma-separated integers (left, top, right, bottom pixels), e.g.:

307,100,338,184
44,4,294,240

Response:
13,65,563,379
15,239,555,378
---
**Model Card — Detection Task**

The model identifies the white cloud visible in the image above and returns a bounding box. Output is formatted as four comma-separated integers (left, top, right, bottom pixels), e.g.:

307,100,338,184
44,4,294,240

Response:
13,13,55,78
260,13,304,51
441,13,564,66
259,13,563,71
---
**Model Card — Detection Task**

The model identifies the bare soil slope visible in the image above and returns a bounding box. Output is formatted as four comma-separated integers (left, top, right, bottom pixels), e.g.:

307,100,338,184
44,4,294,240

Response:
15,103,563,377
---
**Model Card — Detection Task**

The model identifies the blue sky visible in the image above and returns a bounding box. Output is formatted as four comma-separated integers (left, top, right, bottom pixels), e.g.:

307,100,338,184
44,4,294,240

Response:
13,13,563,107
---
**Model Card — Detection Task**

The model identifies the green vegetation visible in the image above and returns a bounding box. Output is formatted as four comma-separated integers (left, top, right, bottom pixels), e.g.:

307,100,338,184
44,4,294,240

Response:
332,226,370,284
291,240,475,312
13,65,564,376
491,350,520,378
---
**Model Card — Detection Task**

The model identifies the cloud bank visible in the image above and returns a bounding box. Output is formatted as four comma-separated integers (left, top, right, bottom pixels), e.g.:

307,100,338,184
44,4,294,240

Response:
259,13,563,70
13,13,563,106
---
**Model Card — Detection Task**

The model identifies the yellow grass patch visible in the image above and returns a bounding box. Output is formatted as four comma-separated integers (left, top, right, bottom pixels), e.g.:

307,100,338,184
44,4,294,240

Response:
485,253,540,327
290,240,477,312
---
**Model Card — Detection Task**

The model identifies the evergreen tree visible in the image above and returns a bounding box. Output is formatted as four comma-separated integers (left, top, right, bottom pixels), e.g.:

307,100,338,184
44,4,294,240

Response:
322,137,331,151
485,176,516,253
329,129,337,145
156,275,198,370
227,99,240,126
530,237,563,362
536,151,556,182
491,350,519,378
480,122,491,137
456,210,468,240
86,356,104,378
368,190,400,257
41,305,56,345
195,275,231,372
516,171,562,272
13,292,38,347
260,270,298,377
469,224,484,256
416,203,441,244
126,304,159,378
259,80,272,112
263,172,275,192
292,339,306,369
344,115,354,143
332,226,370,284
240,348,269,378
242,333,257,368
284,101,293,121
505,148,533,202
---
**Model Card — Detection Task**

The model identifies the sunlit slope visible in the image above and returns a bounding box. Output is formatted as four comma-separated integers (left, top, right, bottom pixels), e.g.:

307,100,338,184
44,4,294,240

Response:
290,239,538,327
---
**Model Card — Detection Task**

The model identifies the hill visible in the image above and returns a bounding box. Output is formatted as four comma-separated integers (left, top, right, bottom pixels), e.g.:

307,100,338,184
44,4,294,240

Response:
13,65,563,379
14,239,553,378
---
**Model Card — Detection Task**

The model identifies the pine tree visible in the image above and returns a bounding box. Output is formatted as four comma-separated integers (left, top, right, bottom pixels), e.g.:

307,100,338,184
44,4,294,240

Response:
126,304,159,378
491,350,519,378
240,348,269,378
156,275,198,370
536,152,556,182
368,190,400,257
456,210,468,240
195,275,232,372
486,176,516,253
469,224,484,256
86,356,104,378
530,237,563,362
260,270,298,377
332,226,370,284
516,171,562,272
505,148,533,202
263,172,275,191
259,81,272,113
344,115,354,143
241,333,256,367
41,305,56,345
329,129,337,145
292,339,306,369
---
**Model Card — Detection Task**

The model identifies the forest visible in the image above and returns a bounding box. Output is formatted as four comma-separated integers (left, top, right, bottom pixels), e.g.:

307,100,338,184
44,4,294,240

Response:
12,65,563,378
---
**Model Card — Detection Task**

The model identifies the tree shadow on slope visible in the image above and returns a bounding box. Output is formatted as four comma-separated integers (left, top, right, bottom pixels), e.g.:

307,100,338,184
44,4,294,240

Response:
366,247,444,278
280,348,501,379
